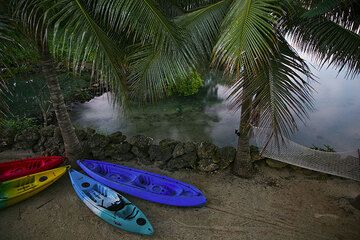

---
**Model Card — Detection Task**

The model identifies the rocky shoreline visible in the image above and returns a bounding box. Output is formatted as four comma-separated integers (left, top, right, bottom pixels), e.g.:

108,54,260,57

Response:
0,125,237,172
0,124,340,179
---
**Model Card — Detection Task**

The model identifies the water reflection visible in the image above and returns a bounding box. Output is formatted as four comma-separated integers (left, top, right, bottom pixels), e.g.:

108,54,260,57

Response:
71,67,360,151
71,73,237,146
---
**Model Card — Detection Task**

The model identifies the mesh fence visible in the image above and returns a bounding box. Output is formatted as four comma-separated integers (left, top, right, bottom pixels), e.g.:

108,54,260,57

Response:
250,127,360,181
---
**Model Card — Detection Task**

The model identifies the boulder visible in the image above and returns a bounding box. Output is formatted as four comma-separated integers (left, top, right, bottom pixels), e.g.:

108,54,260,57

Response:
148,145,162,162
218,146,236,170
39,125,56,138
0,128,16,152
109,131,126,143
130,135,154,165
88,133,111,159
172,142,196,158
198,158,219,172
129,135,153,150
105,141,133,161
197,142,219,160
41,136,64,156
88,133,110,149
197,142,220,172
157,139,180,164
13,128,40,150
165,152,197,171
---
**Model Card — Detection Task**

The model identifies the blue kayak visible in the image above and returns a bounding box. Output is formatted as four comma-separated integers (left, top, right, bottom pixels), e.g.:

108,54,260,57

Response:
68,169,154,235
77,160,207,207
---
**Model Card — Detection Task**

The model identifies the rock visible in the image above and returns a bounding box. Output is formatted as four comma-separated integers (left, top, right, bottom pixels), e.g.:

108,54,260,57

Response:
88,133,110,149
197,142,219,161
42,137,64,156
196,142,220,172
0,128,16,152
165,152,197,171
13,128,40,150
129,135,153,150
266,159,288,169
88,133,111,159
218,146,236,170
109,132,126,143
172,142,196,158
159,138,179,149
158,139,179,164
130,135,154,165
149,145,162,162
79,141,93,158
198,158,219,172
39,125,56,138
105,142,133,161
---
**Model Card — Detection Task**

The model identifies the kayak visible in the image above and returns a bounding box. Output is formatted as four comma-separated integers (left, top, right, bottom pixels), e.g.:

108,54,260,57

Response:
69,169,153,235
0,156,65,182
77,159,207,207
0,166,69,209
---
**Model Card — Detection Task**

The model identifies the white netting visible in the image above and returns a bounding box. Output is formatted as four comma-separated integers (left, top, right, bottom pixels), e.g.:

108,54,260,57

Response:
250,127,360,181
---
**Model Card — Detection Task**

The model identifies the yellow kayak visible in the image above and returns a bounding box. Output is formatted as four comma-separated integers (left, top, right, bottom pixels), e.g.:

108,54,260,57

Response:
0,166,70,209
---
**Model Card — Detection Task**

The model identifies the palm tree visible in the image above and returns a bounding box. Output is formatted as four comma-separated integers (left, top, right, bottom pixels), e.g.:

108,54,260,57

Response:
2,0,193,163
170,0,360,177
2,0,359,177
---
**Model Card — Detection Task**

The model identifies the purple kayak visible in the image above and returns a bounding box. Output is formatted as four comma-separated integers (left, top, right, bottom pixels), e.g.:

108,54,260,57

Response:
77,160,206,207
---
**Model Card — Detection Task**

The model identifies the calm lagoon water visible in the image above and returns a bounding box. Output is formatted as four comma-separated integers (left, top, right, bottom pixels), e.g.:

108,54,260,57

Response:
70,62,360,151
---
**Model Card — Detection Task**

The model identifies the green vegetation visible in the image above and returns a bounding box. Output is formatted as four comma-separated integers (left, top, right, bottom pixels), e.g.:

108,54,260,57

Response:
0,0,359,172
169,71,204,96
2,117,37,134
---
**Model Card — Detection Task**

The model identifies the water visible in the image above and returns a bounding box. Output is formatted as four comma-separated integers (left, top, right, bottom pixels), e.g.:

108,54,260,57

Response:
70,65,360,151
71,74,240,146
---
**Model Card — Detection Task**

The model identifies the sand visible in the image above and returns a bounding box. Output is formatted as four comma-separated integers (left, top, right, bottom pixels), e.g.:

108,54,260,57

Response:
0,150,359,240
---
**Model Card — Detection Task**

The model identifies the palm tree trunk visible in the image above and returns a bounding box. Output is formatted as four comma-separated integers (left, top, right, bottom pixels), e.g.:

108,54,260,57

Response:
232,88,254,178
40,48,82,164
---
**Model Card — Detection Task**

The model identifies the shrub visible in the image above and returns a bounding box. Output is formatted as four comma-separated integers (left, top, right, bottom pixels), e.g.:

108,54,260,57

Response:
1,117,38,134
169,71,204,96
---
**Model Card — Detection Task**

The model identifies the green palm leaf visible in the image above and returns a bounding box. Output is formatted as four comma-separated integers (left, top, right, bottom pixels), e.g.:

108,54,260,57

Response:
282,1,360,77
213,0,281,74
228,34,314,142
176,0,230,60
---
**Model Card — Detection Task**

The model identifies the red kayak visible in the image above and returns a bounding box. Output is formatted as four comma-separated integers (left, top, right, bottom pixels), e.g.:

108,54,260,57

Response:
0,156,65,182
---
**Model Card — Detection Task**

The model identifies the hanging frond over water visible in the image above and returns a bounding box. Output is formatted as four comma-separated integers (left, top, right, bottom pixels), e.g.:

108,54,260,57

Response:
228,34,314,143
282,0,360,77
51,0,129,104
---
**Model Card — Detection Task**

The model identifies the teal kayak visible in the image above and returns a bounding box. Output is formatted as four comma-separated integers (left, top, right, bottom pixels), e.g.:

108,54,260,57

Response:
69,169,154,235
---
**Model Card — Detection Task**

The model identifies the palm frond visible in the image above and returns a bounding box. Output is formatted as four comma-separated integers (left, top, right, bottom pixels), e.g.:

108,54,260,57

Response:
302,0,341,18
88,0,183,52
228,34,314,142
302,0,360,33
281,1,360,77
176,0,230,61
127,43,193,102
213,0,281,75
14,0,130,105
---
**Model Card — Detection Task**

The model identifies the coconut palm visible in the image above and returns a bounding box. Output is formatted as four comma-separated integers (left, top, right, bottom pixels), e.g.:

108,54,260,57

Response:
170,0,360,177
2,0,193,162
1,0,359,176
